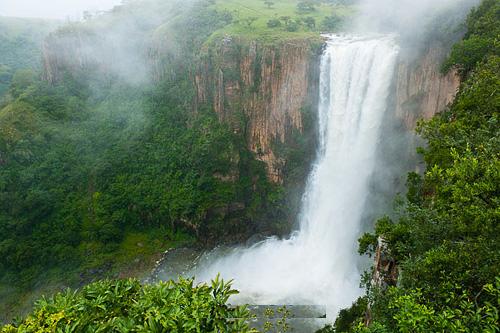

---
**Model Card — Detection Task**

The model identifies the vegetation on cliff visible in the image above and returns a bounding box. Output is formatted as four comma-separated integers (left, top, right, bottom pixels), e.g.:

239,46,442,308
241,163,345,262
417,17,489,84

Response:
0,17,60,98
329,0,500,331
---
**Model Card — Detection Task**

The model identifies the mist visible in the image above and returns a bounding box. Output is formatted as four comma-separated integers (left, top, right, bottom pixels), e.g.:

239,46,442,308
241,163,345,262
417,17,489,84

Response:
353,0,480,47
0,0,122,20
41,0,199,87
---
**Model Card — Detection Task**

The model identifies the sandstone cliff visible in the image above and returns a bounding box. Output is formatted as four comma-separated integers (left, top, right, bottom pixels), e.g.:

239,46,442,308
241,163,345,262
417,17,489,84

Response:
194,37,322,183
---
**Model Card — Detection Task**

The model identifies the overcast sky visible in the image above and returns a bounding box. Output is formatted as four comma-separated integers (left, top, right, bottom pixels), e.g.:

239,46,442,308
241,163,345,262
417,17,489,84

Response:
0,0,123,20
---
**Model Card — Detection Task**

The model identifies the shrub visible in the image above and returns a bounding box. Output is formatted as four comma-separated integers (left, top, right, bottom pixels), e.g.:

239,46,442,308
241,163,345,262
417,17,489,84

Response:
286,21,301,32
1,276,257,333
267,18,282,28
321,15,344,31
296,1,316,14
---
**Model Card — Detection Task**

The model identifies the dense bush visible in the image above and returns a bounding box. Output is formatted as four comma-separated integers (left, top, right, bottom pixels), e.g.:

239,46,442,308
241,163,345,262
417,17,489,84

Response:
266,19,282,28
0,18,58,98
296,1,316,14
0,276,257,333
442,0,500,77
321,15,344,31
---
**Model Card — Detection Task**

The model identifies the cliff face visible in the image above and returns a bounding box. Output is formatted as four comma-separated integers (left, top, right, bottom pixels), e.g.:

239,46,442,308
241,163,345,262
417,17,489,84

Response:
194,38,321,183
395,43,460,129
42,27,149,85
42,29,104,83
41,33,459,182
193,38,459,182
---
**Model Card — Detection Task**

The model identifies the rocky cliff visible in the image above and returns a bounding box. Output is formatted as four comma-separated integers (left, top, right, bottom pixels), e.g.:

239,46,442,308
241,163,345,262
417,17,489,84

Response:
395,43,460,129
42,28,104,83
193,38,460,183
194,37,322,183
41,32,459,182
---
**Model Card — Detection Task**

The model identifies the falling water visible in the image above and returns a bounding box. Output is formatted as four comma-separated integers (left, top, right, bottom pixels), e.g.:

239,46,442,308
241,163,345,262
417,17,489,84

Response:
194,35,399,318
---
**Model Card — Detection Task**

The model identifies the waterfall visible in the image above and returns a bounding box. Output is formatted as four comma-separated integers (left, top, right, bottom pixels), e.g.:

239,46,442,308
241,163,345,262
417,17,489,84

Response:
194,35,399,318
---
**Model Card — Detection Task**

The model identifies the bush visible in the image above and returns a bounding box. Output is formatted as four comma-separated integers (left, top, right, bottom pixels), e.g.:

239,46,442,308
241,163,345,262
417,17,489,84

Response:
267,18,282,28
1,276,257,333
286,21,301,32
321,15,344,31
303,17,316,30
296,1,316,14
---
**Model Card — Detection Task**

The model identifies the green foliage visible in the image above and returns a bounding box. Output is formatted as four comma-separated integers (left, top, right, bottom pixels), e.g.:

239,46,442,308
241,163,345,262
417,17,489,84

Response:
442,0,500,77
267,18,282,28
345,1,500,331
302,17,316,30
209,0,354,41
264,1,275,9
296,1,316,14
1,276,257,333
321,15,344,31
285,20,301,32
354,281,500,333
334,297,368,333
0,17,59,99
358,233,378,257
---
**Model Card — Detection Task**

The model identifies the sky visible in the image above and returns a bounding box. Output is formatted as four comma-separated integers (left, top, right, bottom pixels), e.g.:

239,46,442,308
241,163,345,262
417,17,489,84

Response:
0,0,123,20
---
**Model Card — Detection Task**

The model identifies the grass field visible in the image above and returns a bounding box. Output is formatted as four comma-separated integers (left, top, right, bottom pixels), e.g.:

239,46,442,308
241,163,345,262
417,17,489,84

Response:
208,0,355,43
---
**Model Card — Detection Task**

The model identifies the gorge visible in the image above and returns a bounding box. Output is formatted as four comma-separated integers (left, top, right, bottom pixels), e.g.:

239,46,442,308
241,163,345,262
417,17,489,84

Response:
1,0,498,331
193,35,400,319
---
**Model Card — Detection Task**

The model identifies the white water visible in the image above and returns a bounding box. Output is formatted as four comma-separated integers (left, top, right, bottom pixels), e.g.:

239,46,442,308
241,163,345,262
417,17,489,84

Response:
194,35,399,317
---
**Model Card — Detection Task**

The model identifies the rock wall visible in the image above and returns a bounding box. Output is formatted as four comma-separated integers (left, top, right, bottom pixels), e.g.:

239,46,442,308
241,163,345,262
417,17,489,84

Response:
193,38,459,183
194,37,322,183
41,32,459,182
395,43,460,129
42,29,105,83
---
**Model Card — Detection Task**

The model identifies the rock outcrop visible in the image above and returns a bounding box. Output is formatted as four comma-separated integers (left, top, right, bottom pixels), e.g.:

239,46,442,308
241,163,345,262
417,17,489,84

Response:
194,37,322,183
42,29,104,83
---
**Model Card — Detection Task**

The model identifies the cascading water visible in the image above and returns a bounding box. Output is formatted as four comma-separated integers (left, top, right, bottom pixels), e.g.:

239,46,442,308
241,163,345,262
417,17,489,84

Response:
194,35,399,318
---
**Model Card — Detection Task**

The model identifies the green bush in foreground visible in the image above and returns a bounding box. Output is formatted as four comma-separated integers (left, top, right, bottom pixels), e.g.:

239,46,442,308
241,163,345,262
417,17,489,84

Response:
1,276,257,333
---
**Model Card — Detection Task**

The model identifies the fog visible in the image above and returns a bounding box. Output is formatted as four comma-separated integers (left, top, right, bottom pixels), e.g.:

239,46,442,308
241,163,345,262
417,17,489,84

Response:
354,0,480,40
0,0,122,19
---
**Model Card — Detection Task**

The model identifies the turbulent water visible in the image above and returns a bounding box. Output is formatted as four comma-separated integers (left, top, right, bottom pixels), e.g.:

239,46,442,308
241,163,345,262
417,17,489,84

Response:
194,35,399,318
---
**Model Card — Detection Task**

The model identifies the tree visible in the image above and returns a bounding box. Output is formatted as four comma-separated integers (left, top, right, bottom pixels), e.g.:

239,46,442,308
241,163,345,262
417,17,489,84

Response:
263,0,275,9
9,69,35,98
267,18,282,28
279,16,291,25
321,15,344,31
286,20,301,32
303,17,316,29
296,1,316,14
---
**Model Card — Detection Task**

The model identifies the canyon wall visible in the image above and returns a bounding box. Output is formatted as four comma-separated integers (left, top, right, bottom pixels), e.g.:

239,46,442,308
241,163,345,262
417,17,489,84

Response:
42,29,106,83
193,37,322,183
42,33,459,183
192,38,459,182
395,43,460,129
